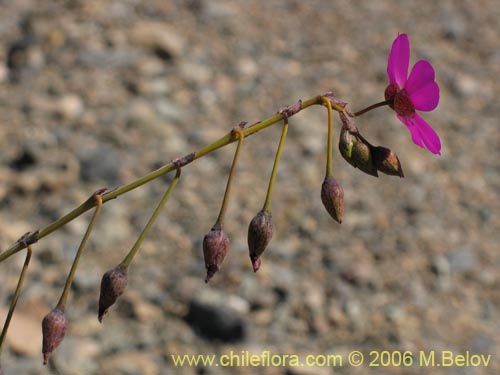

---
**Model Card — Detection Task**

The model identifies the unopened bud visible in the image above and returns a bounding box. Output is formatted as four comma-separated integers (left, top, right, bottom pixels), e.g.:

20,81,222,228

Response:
339,128,378,177
42,308,67,365
203,226,230,282
248,210,275,272
98,266,128,323
321,176,344,223
372,146,404,177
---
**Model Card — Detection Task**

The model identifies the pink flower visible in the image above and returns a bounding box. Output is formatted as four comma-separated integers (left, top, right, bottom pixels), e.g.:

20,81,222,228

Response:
384,33,441,155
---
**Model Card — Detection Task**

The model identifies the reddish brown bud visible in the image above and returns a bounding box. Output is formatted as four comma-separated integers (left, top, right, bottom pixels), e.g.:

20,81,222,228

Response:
321,176,344,223
248,210,275,272
98,266,128,323
42,308,67,365
372,146,404,177
339,128,378,177
202,226,230,282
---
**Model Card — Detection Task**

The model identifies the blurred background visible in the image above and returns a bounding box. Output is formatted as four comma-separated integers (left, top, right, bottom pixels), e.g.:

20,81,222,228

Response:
0,1,499,374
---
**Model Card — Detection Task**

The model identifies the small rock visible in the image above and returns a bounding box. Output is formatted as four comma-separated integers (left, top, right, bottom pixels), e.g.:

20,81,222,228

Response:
0,308,41,357
78,145,121,185
440,12,466,40
53,94,84,120
340,262,377,288
128,21,184,61
56,337,100,375
184,297,246,342
447,247,476,273
0,63,7,83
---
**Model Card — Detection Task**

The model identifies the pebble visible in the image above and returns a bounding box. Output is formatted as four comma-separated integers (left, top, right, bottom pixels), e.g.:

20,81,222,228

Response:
447,246,476,273
0,308,41,357
78,145,122,185
0,2,498,374
128,21,185,61
185,295,247,342
53,94,84,120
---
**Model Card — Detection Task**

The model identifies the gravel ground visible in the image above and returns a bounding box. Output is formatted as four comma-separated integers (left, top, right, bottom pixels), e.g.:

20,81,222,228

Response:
0,1,499,374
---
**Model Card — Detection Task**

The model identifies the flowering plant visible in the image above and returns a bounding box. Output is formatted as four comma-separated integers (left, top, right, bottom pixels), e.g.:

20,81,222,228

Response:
384,33,441,154
0,33,442,369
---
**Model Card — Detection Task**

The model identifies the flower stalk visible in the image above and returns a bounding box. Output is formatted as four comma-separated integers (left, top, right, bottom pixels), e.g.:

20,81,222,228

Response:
56,190,104,311
320,96,335,177
262,118,289,214
0,245,32,354
214,127,245,228
354,99,393,117
119,166,182,270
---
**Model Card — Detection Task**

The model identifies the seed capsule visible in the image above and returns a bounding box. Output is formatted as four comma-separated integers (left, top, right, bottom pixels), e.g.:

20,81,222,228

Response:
372,146,404,177
339,128,378,177
98,266,128,323
202,226,230,282
248,210,275,272
42,308,67,365
321,176,344,224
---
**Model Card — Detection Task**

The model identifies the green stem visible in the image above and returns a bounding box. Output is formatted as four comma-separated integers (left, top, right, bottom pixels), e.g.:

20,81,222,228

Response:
214,128,244,228
57,193,103,311
119,167,181,270
263,119,289,214
0,95,346,262
321,96,334,177
353,99,392,117
0,246,32,353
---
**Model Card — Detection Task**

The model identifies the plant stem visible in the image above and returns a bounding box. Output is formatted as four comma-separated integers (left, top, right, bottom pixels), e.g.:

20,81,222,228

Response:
0,246,32,353
119,167,181,270
353,99,392,117
57,193,103,311
214,128,244,228
320,96,334,177
0,95,346,262
263,119,288,214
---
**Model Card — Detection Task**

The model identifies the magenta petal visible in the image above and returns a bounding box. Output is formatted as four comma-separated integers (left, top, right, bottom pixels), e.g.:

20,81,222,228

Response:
398,115,424,148
412,113,441,154
406,60,435,91
405,60,439,111
387,33,410,87
408,81,439,111
399,114,441,154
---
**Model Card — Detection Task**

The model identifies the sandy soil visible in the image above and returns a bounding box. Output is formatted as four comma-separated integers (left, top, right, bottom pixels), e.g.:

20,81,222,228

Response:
1,1,499,374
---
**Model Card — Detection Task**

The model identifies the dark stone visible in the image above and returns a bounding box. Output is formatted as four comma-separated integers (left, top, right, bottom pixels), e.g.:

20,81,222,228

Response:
184,299,246,342
79,146,121,185
9,148,37,171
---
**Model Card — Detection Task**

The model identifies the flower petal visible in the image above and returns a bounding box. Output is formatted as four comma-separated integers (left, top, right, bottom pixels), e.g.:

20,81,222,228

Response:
405,60,439,111
398,115,424,148
387,33,410,87
398,114,441,155
408,81,439,111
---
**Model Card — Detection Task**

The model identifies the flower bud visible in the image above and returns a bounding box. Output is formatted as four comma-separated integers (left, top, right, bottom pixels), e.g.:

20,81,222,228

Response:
203,226,230,282
372,146,404,177
42,308,67,365
98,266,128,323
321,176,344,223
339,128,378,177
247,210,275,272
